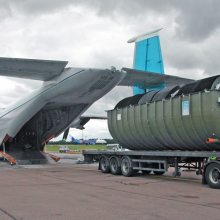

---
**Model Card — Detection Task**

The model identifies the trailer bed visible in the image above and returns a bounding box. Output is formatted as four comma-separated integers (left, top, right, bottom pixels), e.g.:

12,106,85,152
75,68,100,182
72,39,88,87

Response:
83,150,220,157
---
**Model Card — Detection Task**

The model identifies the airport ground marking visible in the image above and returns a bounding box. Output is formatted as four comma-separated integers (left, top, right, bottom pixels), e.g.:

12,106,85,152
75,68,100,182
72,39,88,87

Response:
43,165,201,182
153,175,201,182
43,164,100,172
0,206,18,220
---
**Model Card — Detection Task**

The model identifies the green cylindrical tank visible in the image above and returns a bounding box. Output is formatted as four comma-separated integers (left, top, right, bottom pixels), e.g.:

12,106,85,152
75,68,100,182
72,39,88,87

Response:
108,90,220,151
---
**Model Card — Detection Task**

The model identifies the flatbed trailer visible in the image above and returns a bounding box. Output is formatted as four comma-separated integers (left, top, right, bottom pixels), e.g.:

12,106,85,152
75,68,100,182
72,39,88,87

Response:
83,150,220,189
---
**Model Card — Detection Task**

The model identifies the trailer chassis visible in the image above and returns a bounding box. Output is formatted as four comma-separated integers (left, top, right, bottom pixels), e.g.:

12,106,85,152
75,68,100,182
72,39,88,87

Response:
83,150,220,189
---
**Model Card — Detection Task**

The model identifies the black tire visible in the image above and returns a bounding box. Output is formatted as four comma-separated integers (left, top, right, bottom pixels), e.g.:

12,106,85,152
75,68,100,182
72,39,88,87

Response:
153,171,165,175
121,157,134,177
110,158,121,175
100,157,110,173
142,170,151,174
177,172,181,177
205,163,220,189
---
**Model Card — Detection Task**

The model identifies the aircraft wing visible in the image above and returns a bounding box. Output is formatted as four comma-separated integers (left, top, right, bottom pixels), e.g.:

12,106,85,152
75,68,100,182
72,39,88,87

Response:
119,68,194,89
63,115,107,140
70,115,107,130
0,57,68,81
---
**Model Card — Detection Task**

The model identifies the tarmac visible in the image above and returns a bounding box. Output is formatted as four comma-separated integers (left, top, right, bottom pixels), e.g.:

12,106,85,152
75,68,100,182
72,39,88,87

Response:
0,153,220,220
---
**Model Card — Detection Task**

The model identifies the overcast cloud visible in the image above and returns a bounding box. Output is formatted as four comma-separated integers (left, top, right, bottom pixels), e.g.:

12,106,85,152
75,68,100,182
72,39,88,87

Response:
0,1,220,140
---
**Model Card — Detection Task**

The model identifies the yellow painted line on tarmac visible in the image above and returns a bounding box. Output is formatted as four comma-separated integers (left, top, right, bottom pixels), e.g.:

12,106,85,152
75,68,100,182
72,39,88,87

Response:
43,164,100,172
152,175,201,182
43,165,201,182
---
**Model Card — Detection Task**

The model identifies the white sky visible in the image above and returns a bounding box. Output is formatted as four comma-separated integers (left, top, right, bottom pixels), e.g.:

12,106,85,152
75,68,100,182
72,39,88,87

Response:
0,1,220,140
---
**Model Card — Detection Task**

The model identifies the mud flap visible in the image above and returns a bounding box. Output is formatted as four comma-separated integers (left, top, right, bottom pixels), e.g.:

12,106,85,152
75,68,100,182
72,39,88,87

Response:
84,154,93,163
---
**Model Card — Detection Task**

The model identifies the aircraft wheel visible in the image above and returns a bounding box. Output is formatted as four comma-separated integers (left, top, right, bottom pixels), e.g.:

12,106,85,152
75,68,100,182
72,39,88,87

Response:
100,156,110,173
205,163,220,189
153,171,165,175
110,158,121,175
121,157,134,177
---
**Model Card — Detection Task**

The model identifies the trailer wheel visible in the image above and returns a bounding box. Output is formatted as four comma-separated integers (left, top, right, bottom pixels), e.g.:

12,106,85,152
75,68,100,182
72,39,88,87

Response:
100,157,110,173
153,171,165,175
205,163,220,189
110,158,121,175
142,170,151,174
121,157,134,177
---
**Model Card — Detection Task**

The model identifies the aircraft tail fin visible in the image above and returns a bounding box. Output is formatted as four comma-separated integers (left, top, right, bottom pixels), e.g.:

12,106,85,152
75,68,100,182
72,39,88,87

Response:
62,128,70,141
128,28,165,95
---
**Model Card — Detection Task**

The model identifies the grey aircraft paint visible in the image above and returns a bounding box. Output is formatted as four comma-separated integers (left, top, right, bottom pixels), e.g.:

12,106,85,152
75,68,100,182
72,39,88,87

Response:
0,58,126,149
0,57,192,158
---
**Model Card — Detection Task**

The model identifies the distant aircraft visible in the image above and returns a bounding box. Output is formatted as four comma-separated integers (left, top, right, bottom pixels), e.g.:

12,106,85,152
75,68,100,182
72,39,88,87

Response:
0,29,193,164
71,136,107,145
62,115,107,141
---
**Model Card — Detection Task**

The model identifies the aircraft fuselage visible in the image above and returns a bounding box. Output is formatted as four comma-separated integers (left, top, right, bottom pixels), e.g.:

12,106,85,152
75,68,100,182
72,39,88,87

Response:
0,67,125,151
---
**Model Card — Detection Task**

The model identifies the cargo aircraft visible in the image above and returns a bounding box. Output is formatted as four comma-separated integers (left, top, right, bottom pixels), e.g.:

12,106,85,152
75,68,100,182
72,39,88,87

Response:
0,29,193,164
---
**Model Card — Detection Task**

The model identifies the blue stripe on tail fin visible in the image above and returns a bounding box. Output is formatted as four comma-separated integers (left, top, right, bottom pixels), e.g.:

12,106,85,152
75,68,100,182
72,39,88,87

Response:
128,29,165,95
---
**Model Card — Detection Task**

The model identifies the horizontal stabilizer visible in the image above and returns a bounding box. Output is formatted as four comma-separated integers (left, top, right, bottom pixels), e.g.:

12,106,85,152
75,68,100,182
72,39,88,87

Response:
127,28,163,43
119,68,194,89
0,57,68,81
80,115,107,120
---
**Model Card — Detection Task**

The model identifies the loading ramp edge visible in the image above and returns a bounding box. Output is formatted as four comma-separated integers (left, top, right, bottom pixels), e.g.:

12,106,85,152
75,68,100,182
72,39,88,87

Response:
82,150,220,157
0,151,58,165
0,151,17,164
41,151,60,162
